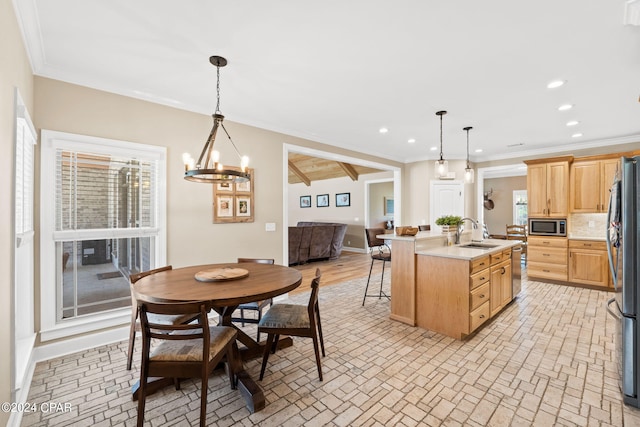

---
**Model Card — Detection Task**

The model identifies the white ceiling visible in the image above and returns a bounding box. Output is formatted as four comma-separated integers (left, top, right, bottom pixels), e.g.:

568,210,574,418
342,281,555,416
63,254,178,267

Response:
14,0,640,164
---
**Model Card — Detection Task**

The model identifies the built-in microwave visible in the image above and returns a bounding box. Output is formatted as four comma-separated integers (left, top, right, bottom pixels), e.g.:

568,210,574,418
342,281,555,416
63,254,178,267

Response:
528,218,567,237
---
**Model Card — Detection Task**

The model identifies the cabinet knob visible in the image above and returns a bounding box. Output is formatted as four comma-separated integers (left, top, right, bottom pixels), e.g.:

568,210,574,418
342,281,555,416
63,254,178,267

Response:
501,267,506,274
479,315,485,319
480,294,486,298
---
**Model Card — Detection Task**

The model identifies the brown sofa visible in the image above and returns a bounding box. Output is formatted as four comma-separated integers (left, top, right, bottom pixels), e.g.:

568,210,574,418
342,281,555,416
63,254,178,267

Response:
288,222,348,265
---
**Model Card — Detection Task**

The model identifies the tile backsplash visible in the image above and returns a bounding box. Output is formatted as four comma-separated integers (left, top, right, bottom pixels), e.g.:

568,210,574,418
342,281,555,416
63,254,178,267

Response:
570,213,607,238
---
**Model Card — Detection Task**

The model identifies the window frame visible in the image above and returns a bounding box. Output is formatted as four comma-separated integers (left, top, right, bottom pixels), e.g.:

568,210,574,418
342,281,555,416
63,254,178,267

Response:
40,130,166,341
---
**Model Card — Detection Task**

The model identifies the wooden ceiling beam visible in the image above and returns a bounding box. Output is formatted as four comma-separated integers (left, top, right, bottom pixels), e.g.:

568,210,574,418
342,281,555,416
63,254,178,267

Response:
288,160,311,186
338,162,359,181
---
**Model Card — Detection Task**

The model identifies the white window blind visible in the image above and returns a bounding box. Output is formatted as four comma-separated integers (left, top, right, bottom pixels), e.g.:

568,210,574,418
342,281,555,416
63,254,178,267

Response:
40,130,166,340
15,113,35,235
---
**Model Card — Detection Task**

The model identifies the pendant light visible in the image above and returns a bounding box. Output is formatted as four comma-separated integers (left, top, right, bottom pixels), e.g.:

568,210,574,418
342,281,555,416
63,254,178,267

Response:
463,126,475,184
434,110,449,178
182,56,250,184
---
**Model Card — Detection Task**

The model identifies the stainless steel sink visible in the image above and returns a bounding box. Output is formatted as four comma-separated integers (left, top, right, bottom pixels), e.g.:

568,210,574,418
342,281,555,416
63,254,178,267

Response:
460,243,499,249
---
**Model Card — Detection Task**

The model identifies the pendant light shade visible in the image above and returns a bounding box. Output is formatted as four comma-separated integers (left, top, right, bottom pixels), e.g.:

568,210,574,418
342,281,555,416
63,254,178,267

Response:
183,56,250,184
434,110,449,178
463,126,475,184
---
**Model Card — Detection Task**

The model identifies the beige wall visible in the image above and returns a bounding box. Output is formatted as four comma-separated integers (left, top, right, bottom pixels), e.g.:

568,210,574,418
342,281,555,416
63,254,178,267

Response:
483,176,527,236
32,77,401,338
402,159,476,227
369,180,394,228
1,0,35,421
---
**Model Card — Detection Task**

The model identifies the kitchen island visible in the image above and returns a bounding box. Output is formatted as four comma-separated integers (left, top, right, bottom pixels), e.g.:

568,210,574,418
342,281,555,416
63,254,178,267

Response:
383,231,521,339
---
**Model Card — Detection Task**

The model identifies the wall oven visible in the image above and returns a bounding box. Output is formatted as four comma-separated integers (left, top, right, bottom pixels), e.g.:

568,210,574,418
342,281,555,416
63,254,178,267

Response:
528,218,567,236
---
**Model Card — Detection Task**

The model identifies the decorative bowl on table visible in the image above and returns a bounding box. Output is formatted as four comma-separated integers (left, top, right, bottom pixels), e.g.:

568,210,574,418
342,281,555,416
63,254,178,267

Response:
396,226,418,236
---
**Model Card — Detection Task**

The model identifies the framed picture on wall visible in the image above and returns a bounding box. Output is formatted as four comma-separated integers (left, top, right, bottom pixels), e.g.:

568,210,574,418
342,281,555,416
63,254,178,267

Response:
317,194,329,207
300,195,311,208
212,167,254,223
336,192,350,207
384,197,394,215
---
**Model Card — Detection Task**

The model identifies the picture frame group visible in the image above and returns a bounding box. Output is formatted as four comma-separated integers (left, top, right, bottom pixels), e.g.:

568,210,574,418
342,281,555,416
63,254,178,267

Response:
213,168,254,223
299,192,350,208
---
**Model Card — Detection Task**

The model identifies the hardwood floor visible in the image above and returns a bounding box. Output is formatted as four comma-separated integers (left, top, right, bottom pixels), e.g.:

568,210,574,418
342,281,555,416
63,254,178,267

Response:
289,250,376,294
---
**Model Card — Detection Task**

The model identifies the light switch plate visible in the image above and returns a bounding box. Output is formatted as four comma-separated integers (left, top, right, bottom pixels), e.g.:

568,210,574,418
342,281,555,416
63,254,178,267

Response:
265,222,276,232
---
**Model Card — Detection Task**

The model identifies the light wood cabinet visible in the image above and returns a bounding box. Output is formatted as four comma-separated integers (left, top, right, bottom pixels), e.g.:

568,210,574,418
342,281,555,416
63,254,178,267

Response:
528,236,568,281
568,240,610,287
570,159,619,213
525,158,571,217
489,252,512,317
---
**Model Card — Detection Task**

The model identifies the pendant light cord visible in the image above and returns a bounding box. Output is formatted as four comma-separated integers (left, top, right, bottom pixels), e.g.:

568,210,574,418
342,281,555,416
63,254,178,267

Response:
216,65,221,114
439,113,444,161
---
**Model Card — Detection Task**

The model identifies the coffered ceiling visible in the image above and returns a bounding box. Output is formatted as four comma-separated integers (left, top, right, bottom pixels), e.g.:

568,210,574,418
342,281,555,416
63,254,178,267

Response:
13,1,640,165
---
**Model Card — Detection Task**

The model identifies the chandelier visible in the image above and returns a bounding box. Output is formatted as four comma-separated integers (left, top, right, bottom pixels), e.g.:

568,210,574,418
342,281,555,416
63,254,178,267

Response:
463,126,475,184
434,110,449,178
183,56,250,183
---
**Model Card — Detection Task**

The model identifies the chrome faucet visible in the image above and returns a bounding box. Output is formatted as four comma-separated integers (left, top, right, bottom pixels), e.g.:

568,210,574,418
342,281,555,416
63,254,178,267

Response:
455,217,478,244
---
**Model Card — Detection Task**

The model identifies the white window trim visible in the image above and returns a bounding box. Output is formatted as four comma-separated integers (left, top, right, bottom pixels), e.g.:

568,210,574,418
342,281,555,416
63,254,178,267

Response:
39,130,166,341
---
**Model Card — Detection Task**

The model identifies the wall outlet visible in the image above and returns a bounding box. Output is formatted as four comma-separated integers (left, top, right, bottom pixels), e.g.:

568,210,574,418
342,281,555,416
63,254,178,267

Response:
265,222,276,232
588,221,595,228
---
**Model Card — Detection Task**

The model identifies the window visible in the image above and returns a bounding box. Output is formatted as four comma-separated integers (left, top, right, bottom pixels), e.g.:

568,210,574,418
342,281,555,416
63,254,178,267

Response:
40,130,166,340
513,190,528,226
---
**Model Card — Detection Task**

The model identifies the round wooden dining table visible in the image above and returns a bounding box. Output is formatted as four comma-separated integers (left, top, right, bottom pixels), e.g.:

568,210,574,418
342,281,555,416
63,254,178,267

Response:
133,262,303,413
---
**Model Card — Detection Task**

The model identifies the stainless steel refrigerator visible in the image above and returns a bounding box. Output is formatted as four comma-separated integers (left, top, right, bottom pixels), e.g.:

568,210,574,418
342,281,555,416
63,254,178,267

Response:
606,156,639,408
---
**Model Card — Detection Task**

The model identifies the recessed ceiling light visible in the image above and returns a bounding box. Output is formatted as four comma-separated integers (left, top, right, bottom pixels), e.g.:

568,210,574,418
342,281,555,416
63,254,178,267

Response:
408,138,416,144
430,146,437,151
379,127,388,134
558,104,573,111
475,149,483,153
572,133,583,138
566,120,579,127
547,80,566,89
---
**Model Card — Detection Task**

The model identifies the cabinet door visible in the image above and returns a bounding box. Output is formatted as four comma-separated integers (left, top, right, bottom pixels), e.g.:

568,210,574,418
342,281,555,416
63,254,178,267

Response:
500,261,512,307
569,249,609,287
490,266,502,316
527,163,548,217
547,161,569,217
570,161,600,212
600,159,619,211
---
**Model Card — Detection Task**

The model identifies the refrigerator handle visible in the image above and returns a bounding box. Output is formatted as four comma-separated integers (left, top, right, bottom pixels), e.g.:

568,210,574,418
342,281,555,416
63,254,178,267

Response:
606,297,620,320
605,189,618,288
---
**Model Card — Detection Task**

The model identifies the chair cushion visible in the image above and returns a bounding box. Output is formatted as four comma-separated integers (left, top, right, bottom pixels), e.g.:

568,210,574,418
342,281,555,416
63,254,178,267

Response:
147,312,197,326
150,326,236,362
258,304,309,329
371,252,391,261
237,299,271,310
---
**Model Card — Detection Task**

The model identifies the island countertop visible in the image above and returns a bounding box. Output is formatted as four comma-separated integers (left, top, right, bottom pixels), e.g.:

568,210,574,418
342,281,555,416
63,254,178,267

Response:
416,238,522,260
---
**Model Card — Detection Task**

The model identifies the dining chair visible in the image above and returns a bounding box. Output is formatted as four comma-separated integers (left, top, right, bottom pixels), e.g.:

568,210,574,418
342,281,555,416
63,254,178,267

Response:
231,258,275,341
506,224,527,263
127,266,198,370
362,228,391,306
257,268,325,381
135,297,241,427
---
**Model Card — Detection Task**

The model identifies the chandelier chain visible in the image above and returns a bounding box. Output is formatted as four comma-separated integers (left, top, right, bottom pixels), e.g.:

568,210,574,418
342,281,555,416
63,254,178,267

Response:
215,64,221,114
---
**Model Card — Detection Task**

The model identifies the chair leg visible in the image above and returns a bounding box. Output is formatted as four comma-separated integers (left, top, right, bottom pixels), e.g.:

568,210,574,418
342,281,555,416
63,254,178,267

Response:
379,260,386,299
240,309,246,327
136,367,147,427
362,259,375,306
226,341,241,390
259,333,275,380
311,331,323,381
272,334,280,354
127,321,136,371
256,309,262,342
127,306,139,370
200,372,208,427
315,305,325,357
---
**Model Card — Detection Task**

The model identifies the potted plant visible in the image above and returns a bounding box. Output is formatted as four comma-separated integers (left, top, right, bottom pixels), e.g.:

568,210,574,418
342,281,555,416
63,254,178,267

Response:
435,215,463,233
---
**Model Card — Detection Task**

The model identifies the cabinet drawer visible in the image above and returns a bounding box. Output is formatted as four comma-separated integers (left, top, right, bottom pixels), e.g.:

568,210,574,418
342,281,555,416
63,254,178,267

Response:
490,251,505,265
469,301,490,333
470,268,490,290
528,261,568,281
569,240,606,250
470,282,490,311
528,247,567,264
470,256,490,274
528,236,568,248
